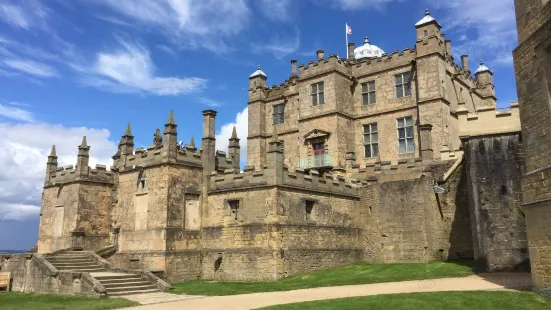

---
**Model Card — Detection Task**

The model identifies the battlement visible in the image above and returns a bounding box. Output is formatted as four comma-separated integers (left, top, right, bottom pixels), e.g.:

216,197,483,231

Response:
457,101,520,137
209,164,358,197
348,158,430,182
298,54,351,80
47,163,114,186
351,47,416,77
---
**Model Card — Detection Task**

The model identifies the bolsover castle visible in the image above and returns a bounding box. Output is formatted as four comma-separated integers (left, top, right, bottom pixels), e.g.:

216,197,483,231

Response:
1,10,538,296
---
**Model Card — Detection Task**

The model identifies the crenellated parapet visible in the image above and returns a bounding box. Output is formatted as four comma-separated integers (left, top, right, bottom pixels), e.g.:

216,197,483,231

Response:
46,163,114,186
298,54,351,81
121,142,203,171
351,47,416,77
457,101,520,137
348,158,431,182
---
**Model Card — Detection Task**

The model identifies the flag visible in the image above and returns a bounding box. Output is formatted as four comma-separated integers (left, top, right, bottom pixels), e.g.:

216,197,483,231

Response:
346,24,352,35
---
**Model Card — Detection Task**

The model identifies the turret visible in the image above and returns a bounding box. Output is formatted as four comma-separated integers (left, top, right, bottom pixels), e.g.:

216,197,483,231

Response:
202,110,217,175
249,65,267,89
45,145,58,183
76,136,90,177
475,60,496,104
112,123,134,169
163,110,178,161
415,9,444,57
228,126,241,171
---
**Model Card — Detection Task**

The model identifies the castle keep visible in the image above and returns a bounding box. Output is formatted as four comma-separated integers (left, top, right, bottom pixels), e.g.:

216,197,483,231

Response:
0,10,532,295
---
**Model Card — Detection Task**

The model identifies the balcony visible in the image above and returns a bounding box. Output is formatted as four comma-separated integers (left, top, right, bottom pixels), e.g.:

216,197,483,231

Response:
299,154,333,170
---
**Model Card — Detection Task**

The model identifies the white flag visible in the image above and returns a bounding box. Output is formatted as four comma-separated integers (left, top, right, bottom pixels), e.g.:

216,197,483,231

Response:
346,24,352,35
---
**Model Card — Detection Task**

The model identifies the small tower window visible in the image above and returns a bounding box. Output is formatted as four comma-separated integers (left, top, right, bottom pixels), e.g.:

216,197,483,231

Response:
424,30,428,38
138,179,147,190
228,200,240,220
305,200,315,221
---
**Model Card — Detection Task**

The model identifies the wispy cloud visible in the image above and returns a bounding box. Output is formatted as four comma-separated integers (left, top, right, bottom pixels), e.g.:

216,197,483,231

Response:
256,0,293,21
251,28,301,59
77,39,206,96
0,103,35,122
198,97,221,107
3,59,58,78
86,0,250,52
429,0,516,67
157,44,177,58
0,0,52,30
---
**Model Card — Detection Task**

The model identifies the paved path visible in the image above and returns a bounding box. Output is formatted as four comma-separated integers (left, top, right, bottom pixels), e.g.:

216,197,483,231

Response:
123,273,532,310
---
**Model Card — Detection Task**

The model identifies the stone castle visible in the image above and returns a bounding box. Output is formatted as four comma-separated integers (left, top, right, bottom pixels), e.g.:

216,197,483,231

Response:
1,10,536,294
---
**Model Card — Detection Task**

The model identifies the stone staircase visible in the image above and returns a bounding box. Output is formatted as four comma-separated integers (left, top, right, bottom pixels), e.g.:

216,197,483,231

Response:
44,252,161,296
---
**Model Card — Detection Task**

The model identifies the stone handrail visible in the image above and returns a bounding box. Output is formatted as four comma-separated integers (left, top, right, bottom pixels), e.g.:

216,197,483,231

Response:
32,253,59,277
95,244,118,258
109,268,172,291
81,272,107,296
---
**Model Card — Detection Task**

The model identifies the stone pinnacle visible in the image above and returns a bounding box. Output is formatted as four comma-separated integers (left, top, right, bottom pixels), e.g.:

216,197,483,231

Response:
124,123,132,136
190,136,196,148
80,136,88,148
167,110,175,124
49,145,57,157
231,126,238,139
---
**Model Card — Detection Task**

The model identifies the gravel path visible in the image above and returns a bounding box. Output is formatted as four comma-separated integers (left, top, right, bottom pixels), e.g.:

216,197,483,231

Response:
123,273,532,310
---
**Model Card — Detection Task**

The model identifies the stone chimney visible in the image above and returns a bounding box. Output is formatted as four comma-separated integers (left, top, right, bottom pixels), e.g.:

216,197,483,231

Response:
228,126,241,171
202,110,217,175
317,50,325,61
348,43,355,60
445,40,451,56
461,55,470,75
290,60,297,78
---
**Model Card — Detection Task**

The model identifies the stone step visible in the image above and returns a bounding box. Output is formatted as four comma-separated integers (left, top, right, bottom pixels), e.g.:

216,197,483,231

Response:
55,265,102,270
103,281,153,288
46,257,91,262
107,288,160,296
58,268,106,272
49,262,96,266
105,284,158,293
99,278,149,285
94,274,142,281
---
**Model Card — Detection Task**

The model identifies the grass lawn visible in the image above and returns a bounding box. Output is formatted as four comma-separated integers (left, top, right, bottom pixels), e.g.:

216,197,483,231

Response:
0,292,138,310
171,260,475,296
258,291,551,310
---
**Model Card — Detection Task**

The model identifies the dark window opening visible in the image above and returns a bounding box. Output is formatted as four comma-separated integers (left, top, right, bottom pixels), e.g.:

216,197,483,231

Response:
361,81,376,105
214,256,222,272
395,72,412,98
311,82,325,106
229,200,240,220
138,179,146,190
305,200,315,220
272,103,285,125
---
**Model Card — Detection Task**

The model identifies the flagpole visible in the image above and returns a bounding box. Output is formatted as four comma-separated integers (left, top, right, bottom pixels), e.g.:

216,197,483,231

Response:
345,23,348,59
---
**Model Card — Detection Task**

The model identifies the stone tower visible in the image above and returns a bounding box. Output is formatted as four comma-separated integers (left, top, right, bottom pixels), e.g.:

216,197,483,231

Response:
513,0,551,297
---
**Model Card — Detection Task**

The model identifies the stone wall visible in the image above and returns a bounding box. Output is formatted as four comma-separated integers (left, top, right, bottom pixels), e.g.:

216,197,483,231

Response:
514,0,551,296
0,254,100,296
462,133,529,272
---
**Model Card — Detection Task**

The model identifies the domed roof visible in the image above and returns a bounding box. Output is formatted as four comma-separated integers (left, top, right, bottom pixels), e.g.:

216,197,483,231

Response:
475,60,492,74
354,37,385,60
249,65,267,79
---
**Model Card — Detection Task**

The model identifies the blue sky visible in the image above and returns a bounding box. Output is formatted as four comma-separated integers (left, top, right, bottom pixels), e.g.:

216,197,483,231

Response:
0,0,517,250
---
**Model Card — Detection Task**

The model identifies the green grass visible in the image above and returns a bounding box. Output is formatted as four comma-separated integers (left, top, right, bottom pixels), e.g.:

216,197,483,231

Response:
171,260,475,296
0,292,138,310
258,291,551,310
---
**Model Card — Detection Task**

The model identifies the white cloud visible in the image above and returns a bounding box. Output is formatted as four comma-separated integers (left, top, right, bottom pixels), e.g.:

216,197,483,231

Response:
198,97,221,107
256,0,293,21
0,0,51,30
78,39,206,95
0,109,117,221
429,0,517,67
332,0,401,10
251,29,301,59
157,45,177,57
87,0,250,52
4,59,58,78
0,103,35,122
216,107,248,167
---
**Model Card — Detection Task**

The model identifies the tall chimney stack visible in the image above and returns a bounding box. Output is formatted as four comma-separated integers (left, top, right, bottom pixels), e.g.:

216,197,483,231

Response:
348,43,355,60
317,50,325,61
290,60,297,77
461,55,470,74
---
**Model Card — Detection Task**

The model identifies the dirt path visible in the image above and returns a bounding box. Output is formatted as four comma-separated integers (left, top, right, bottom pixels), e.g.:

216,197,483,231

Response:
123,273,532,310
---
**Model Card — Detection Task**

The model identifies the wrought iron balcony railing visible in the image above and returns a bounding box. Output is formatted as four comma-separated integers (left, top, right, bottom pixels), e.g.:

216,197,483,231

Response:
299,154,333,169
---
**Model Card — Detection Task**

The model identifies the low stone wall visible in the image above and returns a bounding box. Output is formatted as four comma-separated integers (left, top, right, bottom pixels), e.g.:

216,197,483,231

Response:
0,253,105,296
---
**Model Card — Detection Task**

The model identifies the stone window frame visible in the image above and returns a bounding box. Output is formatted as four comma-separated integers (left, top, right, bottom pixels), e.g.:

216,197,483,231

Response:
224,198,244,220
397,116,415,154
395,72,412,98
311,81,325,106
363,123,379,158
301,198,318,222
361,80,376,105
272,103,285,125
